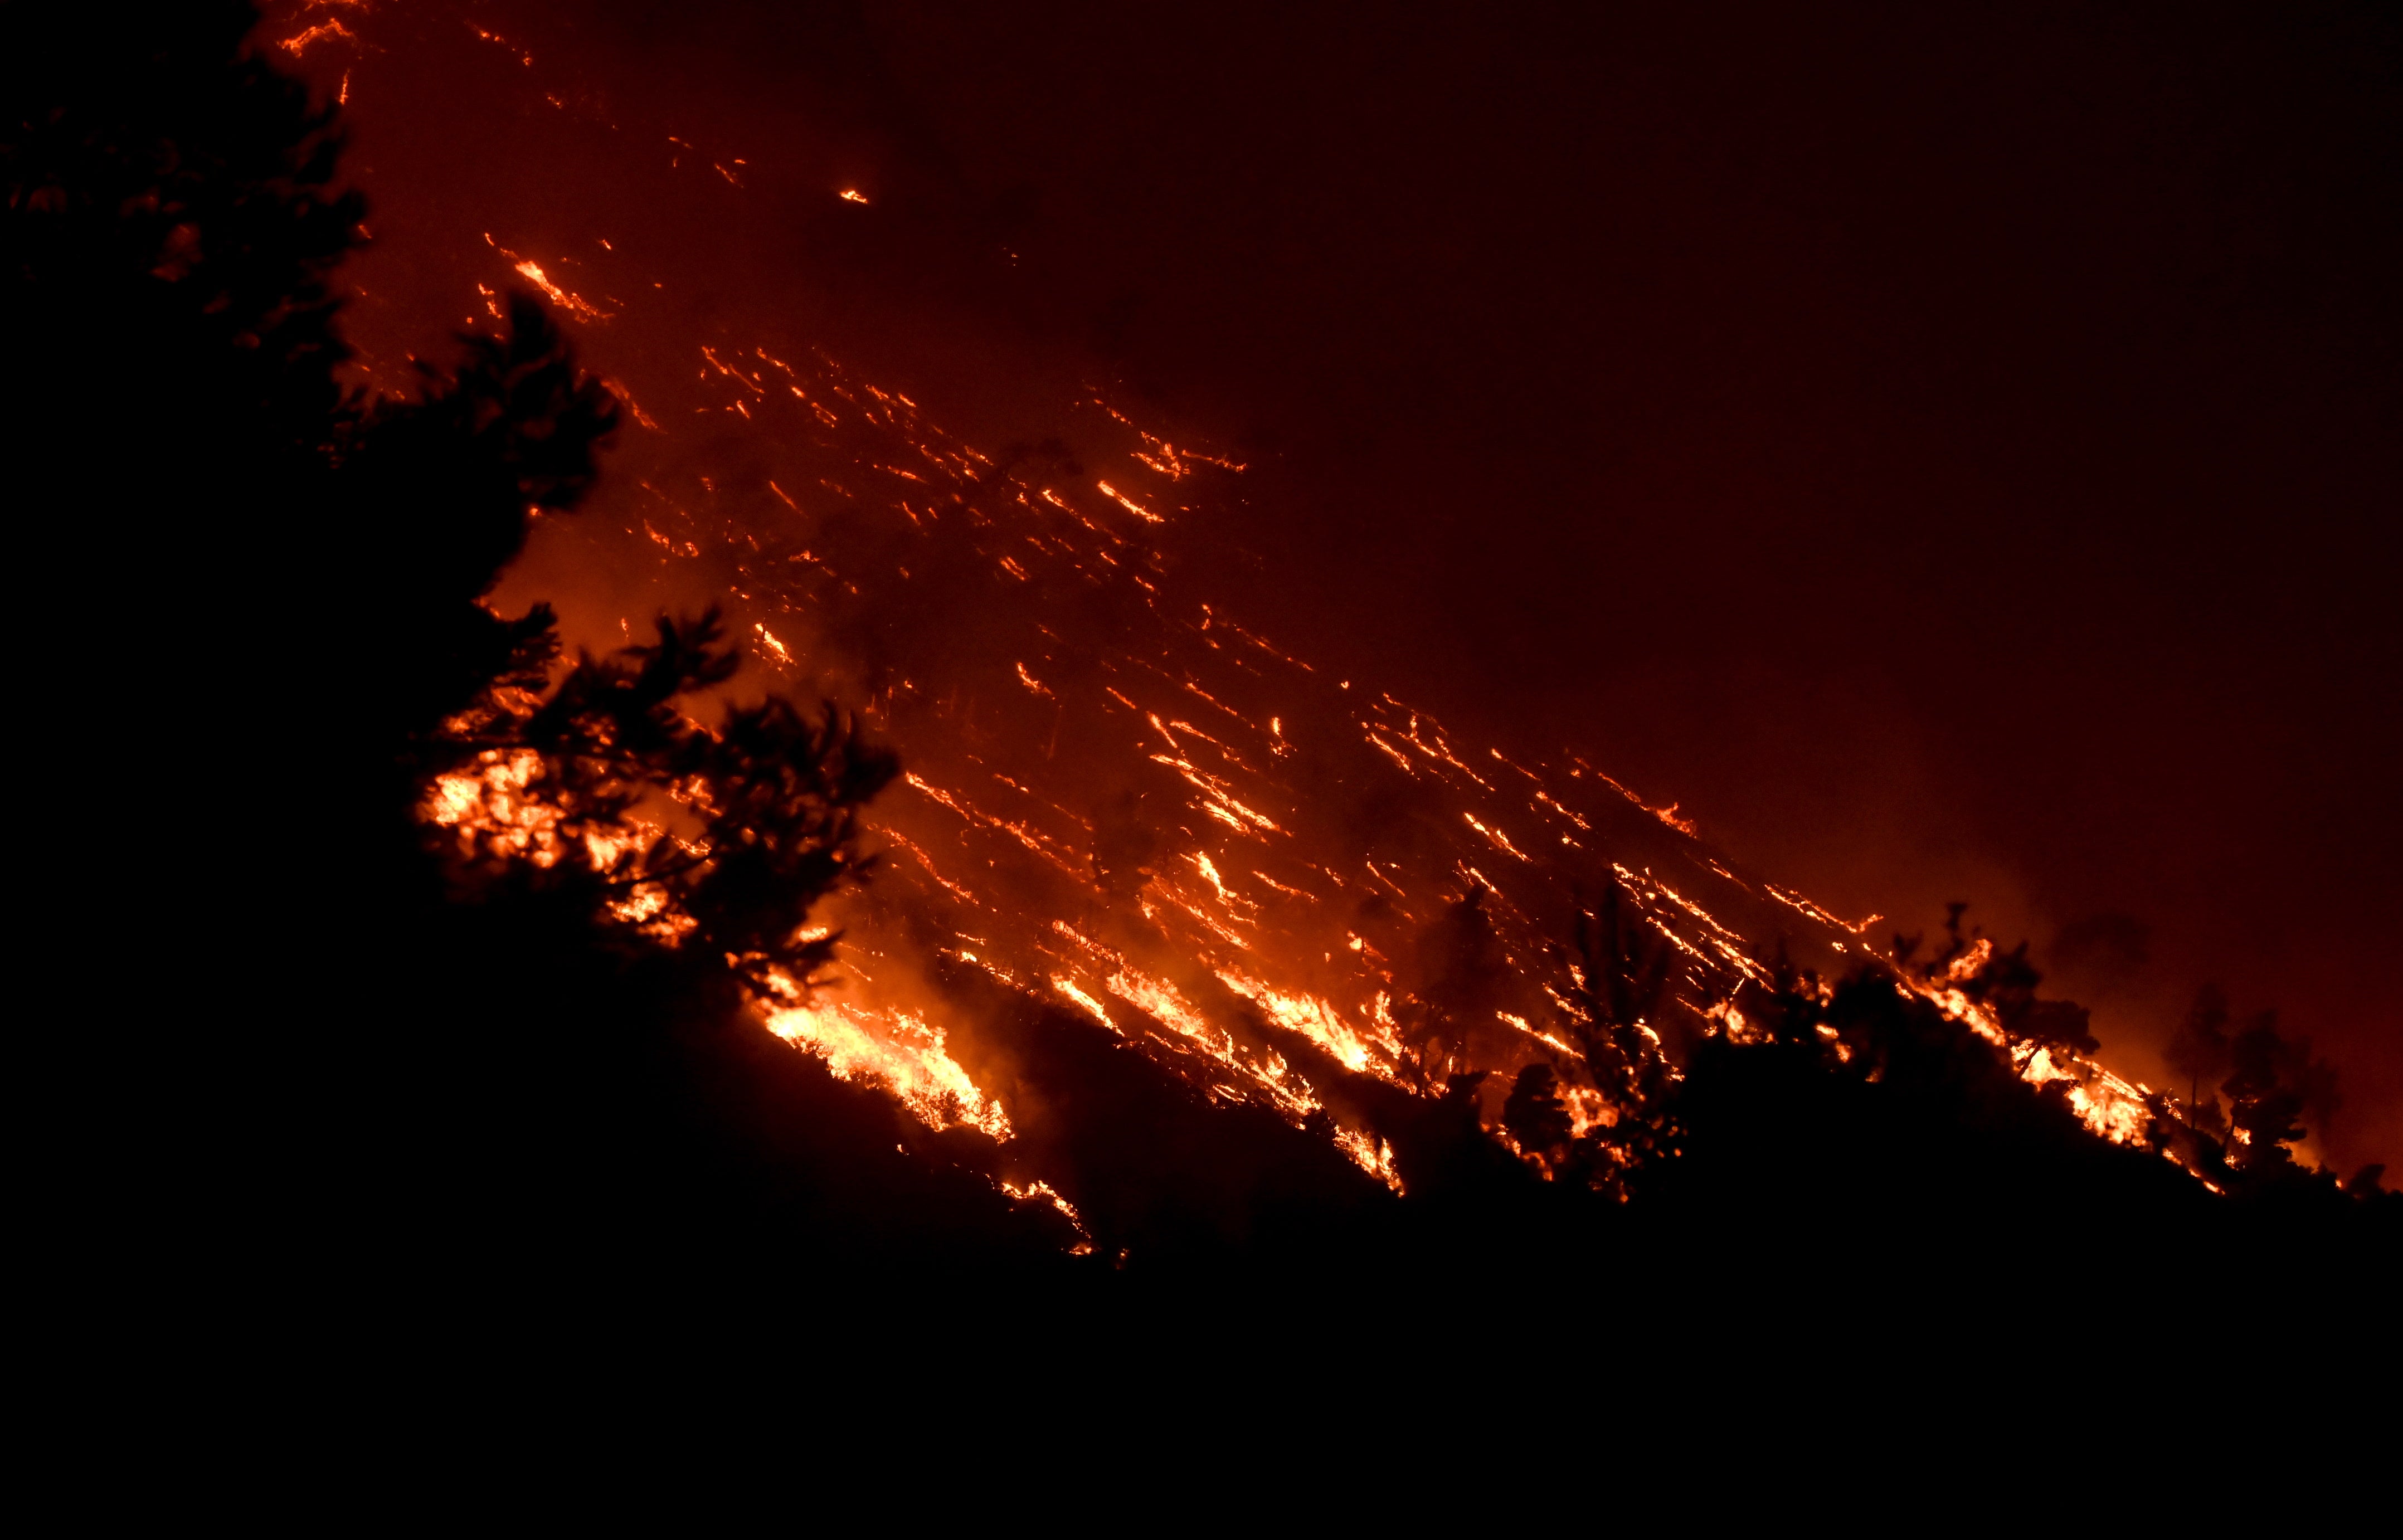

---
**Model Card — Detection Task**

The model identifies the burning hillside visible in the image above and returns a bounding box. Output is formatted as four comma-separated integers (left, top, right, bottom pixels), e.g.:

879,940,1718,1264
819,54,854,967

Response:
261,2,2207,1225
441,334,2193,1190
13,4,2387,1328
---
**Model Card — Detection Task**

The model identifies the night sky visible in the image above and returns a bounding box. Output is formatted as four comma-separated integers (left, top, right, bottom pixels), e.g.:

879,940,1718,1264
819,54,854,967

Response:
315,1,2400,1168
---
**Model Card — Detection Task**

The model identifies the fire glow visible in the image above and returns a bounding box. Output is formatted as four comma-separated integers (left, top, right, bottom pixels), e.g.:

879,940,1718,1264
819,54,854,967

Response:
303,3,2190,1213
417,320,2169,1190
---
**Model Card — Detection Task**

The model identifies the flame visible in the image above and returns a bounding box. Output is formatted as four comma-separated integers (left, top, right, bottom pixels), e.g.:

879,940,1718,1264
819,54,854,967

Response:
424,748,644,873
1050,977,1116,1031
1463,812,1529,862
767,997,1011,1139
1217,969,1405,1082
281,20,358,56
1000,1178,1092,1250
1335,1128,1404,1192
1095,480,1164,523
510,260,612,322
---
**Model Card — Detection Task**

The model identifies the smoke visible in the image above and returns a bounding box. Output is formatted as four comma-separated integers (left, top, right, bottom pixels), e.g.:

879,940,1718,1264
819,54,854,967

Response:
255,0,2401,1199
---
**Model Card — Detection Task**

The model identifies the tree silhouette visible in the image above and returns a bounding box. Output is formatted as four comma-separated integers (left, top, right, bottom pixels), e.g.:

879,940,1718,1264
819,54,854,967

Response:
1898,903,2098,1060
1502,1061,1572,1171
437,603,899,998
3,6,1048,1304
2164,985,2235,1130
341,294,621,757
2221,1011,2340,1175
1550,881,1680,1193
1407,880,1510,1081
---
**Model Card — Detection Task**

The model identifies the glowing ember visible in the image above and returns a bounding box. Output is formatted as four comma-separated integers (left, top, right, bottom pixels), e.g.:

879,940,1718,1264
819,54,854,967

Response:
510,260,612,322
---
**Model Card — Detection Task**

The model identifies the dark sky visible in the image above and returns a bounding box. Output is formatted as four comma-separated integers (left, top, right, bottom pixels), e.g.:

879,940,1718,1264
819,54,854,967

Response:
320,1,2401,1166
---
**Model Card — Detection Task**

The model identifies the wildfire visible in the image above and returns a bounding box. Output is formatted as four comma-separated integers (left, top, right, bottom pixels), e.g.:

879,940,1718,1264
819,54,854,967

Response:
280,19,357,56
765,997,1011,1139
510,260,612,323
1000,1178,1092,1250
1335,1128,1404,1192
1216,969,1405,1083
425,748,644,874
309,3,2201,1226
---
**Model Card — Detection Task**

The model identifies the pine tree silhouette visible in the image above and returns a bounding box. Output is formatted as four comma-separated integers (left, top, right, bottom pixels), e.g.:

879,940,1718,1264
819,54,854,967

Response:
5,7,1063,1322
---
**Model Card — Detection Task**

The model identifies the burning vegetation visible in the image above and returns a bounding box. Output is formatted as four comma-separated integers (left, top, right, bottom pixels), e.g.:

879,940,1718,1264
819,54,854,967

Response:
11,4,2392,1348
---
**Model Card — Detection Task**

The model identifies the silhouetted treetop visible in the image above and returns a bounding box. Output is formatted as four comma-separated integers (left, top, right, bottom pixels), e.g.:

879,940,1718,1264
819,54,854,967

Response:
7,4,359,437
2166,986,2235,1117
2221,1011,2341,1172
1895,902,2098,1059
342,293,620,748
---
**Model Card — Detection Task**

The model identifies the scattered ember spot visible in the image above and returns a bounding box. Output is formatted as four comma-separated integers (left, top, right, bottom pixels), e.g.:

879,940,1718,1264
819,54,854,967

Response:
1463,812,1529,861
1096,480,1164,523
280,20,359,56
